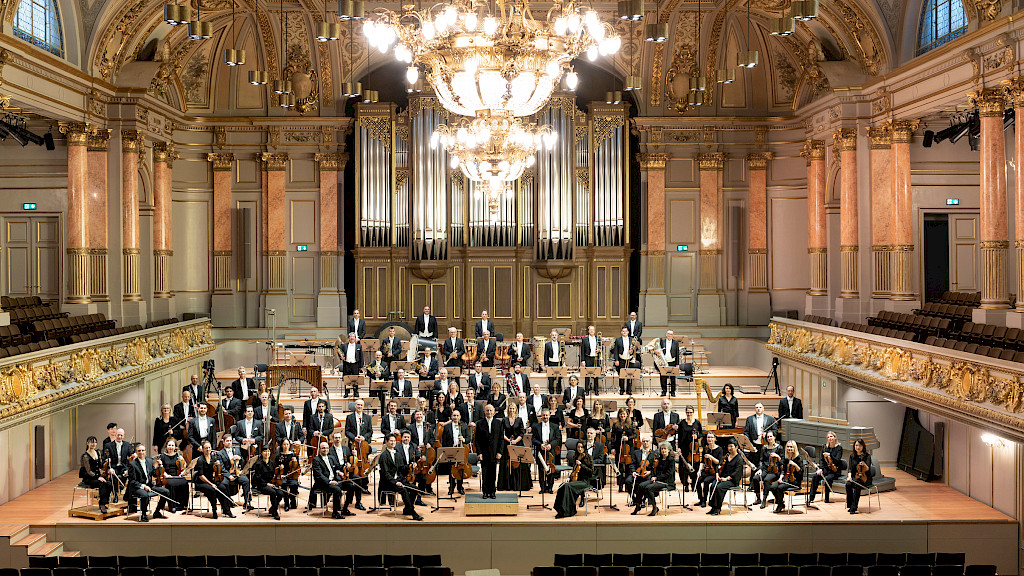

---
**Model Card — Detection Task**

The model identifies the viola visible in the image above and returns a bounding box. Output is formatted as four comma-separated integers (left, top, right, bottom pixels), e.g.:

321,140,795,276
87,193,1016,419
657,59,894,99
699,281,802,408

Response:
154,458,168,487
824,451,838,473
421,444,438,484
617,435,632,466
273,464,285,486
406,448,418,484
855,460,870,483
654,423,678,444
687,436,702,464
285,457,301,479
768,452,782,475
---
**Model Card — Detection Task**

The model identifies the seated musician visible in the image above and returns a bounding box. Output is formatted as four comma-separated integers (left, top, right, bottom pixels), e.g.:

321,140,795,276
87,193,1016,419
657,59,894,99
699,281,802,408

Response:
477,331,497,368
380,325,403,366
768,440,804,513
441,409,470,496
465,362,490,399
392,368,414,398
331,432,368,511
216,434,252,510
366,350,391,408
581,427,607,490
379,433,425,521
751,430,783,508
231,406,263,458
626,436,655,507
809,430,844,504
251,445,287,520
312,442,349,519
192,440,235,518
531,408,562,494
276,439,301,510
189,402,217,454
696,431,724,508
446,380,464,409
554,448,593,519
397,430,428,502
103,428,132,507
128,444,172,522
78,435,112,514
846,438,874,514
157,439,188,513
307,400,334,450
707,439,743,516
507,332,531,367
609,408,638,493
381,400,407,438
632,441,675,516
275,406,304,445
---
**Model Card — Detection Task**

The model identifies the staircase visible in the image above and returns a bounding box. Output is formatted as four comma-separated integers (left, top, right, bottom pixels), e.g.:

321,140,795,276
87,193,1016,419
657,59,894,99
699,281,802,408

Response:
0,524,78,569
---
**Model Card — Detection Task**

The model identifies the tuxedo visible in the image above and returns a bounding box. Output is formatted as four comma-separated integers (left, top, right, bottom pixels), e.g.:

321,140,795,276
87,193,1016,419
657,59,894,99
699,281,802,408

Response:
340,342,363,377
302,397,330,430
231,377,256,402
275,418,304,443
366,359,390,407
417,357,439,385
253,401,278,424
562,385,585,408
104,440,133,473
459,400,485,426
476,338,498,367
182,382,205,403
743,412,777,456
442,421,470,448
474,319,496,338
658,337,681,396
231,418,263,447
653,411,681,448
414,314,438,339
128,456,170,517
440,337,465,367
508,372,529,398
409,421,435,448
312,454,347,513
543,341,563,395
188,416,217,451
380,335,403,363
380,412,407,437
507,341,531,366
345,412,374,444
624,319,643,338
612,336,638,394
347,317,366,340
220,396,243,422
378,448,417,515
475,417,505,496
778,396,804,420
307,413,335,447
391,378,414,398
580,334,601,393
526,393,546,424
465,372,491,398
531,420,562,491
172,401,194,435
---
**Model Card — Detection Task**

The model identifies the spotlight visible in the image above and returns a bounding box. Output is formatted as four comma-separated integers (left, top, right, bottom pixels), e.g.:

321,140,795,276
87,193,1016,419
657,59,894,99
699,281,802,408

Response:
922,130,934,148
43,131,55,150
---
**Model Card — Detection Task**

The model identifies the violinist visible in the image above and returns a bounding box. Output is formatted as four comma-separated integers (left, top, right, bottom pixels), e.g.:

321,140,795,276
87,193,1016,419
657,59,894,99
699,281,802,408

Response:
231,405,263,458
845,438,874,514
442,409,470,496
588,400,609,443
381,400,407,438
565,395,588,441
625,397,644,431
329,433,364,513
312,442,349,519
696,432,724,508
253,392,278,425
553,448,593,519
409,410,435,448
707,439,743,516
379,434,425,520
532,408,562,494
128,444,171,522
251,445,286,520
216,434,252,511
526,381,545,425
486,381,508,418
308,400,334,450
275,406,304,445
581,427,607,490
499,403,530,491
768,440,803,513
193,440,235,518
609,407,637,493
545,395,564,430
809,430,844,504
397,431,428,503
189,402,217,453
172,390,195,439
632,441,675,516
78,436,112,514
153,404,176,454
677,406,702,490
220,385,243,423
653,398,680,449
465,362,491,399
562,374,585,408
751,430,783,508
276,439,300,510
344,399,374,451
626,437,655,506
157,439,188,513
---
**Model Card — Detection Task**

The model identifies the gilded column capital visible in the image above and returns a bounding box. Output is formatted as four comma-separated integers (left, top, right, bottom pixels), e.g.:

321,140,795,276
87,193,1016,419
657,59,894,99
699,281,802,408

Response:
260,152,289,171
314,152,345,171
833,128,857,151
59,122,93,146
888,119,920,143
1002,76,1024,108
637,152,671,170
695,152,727,171
800,140,825,164
967,88,1006,117
121,130,144,153
87,128,111,152
207,152,235,171
153,141,179,166
866,125,891,149
746,152,773,170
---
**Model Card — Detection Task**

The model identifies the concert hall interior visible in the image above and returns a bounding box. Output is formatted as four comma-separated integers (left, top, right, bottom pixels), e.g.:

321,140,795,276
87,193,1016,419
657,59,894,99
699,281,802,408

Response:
2,0,1024,572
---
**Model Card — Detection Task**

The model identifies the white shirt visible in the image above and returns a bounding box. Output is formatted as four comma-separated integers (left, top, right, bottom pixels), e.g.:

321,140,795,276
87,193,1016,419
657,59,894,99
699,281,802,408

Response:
321,455,334,479
787,397,795,412
541,422,550,443
485,417,494,432
416,424,425,443
754,414,765,442
387,414,397,430
587,336,597,356
515,342,523,355
619,337,631,359
531,394,542,411
352,318,361,332
332,446,345,464
243,419,254,438
629,320,637,334
453,426,461,446
401,444,411,462
550,342,559,361
345,343,356,363
420,315,432,337
239,380,249,400
663,340,674,362
284,420,292,438
198,418,209,437
114,442,123,463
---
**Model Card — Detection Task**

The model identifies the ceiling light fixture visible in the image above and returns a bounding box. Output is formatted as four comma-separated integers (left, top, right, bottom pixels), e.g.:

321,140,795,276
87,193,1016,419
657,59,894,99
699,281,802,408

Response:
223,1,246,65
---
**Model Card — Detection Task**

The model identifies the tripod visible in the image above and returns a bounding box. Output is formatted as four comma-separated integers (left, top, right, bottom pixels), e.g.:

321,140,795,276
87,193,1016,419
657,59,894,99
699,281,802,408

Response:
764,359,781,395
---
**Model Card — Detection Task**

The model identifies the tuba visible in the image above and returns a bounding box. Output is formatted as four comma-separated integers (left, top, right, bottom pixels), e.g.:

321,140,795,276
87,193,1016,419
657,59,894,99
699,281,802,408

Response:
646,338,668,368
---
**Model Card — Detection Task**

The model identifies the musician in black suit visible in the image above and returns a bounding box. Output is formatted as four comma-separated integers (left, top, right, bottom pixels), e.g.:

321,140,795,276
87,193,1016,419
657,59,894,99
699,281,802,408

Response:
809,430,844,504
408,410,435,449
183,374,205,404
338,333,363,396
778,385,804,420
532,409,562,493
526,381,546,425
477,332,498,367
652,398,681,449
416,350,440,401
508,363,530,399
441,409,470,495
624,311,643,338
380,326,403,366
507,333,531,367
381,400,408,437
215,435,251,508
613,327,638,395
562,375,585,408
189,403,217,452
413,305,438,340
625,437,656,504
440,327,465,368
253,392,278,425
219,385,243,423
231,406,263,455
485,383,508,418
658,330,681,396
580,325,601,394
328,432,365,512
366,350,391,408
312,442,348,519
473,311,495,339
307,400,334,456
543,330,564,395
348,309,366,341
396,430,429,499
302,387,329,436
392,368,415,398
172,390,196,435
275,406,304,444
345,399,374,449
475,404,505,499
127,444,171,522
465,363,491,398
743,403,776,465
459,390,484,428
379,434,425,520
104,428,132,478
230,367,256,404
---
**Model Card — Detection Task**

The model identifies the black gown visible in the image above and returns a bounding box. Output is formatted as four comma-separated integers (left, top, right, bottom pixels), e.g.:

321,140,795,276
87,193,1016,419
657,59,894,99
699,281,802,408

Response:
78,450,112,506
157,452,188,511
498,418,531,491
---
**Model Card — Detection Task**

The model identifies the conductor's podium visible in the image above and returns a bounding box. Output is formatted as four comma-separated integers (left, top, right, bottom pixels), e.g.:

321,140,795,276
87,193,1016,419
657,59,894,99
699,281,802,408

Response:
463,493,519,516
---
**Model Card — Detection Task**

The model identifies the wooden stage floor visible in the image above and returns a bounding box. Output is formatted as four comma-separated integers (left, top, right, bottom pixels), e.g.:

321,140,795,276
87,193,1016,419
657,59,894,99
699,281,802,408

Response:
4,470,1017,575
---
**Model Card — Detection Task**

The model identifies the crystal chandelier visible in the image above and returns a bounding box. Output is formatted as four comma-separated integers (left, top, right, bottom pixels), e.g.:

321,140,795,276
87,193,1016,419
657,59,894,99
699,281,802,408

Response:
432,111,556,213
363,0,621,117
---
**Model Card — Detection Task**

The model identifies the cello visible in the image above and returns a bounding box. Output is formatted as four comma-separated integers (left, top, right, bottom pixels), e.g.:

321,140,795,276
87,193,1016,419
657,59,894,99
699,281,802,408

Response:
351,439,372,477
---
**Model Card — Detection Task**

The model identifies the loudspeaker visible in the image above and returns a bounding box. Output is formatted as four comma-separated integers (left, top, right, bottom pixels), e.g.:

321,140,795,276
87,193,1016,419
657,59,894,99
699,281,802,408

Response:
43,132,55,151
729,205,742,278
34,425,46,479
236,207,252,279
923,130,934,148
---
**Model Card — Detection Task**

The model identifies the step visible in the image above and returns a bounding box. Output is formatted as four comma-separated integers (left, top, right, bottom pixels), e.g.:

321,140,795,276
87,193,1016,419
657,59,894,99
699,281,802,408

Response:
34,542,64,558
14,533,48,556
59,551,81,558
0,524,30,545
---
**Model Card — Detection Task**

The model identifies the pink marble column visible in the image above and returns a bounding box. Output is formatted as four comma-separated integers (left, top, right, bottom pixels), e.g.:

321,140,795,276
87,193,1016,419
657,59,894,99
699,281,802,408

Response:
969,89,1010,309
867,125,893,298
315,153,343,295
889,119,919,301
121,130,143,302
261,152,288,294
59,122,92,304
152,142,177,299
747,152,772,291
639,152,670,294
208,153,235,296
836,128,859,298
696,152,726,293
87,129,111,303
1004,78,1024,313
802,140,827,296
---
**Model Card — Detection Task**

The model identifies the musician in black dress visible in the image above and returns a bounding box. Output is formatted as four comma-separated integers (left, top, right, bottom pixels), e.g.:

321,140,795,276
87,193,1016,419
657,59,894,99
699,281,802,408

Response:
276,439,301,510
192,441,235,518
251,445,287,520
845,438,874,514
717,383,739,428
152,404,176,454
677,406,703,489
769,440,804,513
696,432,724,507
625,396,644,431
750,430,783,507
486,384,507,418
78,436,112,514
632,442,675,516
499,403,530,491
565,395,589,441
554,449,593,519
707,439,743,516
609,408,638,492
544,395,564,430
809,431,844,504
157,439,188,513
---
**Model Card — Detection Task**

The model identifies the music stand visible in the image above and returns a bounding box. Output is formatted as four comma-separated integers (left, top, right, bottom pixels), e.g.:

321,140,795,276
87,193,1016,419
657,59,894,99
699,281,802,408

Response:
480,367,502,380
447,367,462,378
343,375,364,397
431,447,463,512
580,367,602,395
369,379,390,404
506,445,534,500
392,361,414,372
596,460,618,511
362,339,380,352
396,397,418,413
620,368,642,395
548,366,568,392
527,448,554,510
731,433,757,454
707,412,730,430
289,353,313,366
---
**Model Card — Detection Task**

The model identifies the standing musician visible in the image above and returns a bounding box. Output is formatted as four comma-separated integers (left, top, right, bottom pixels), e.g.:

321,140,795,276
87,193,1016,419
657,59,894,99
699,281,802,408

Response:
253,392,278,425
581,427,607,490
345,399,374,452
251,445,287,520
307,400,334,451
128,444,171,522
659,330,681,397
366,349,391,408
392,368,415,398
580,325,601,395
434,368,459,407
544,395,565,430
441,327,465,369
553,447,594,519
442,409,470,496
219,385,243,423
230,367,256,404
565,396,588,441
768,440,804,513
624,311,643,338
276,440,301,510
845,438,874,514
104,428,132,495
808,430,844,504
543,330,564,395
379,434,426,520
718,383,739,428
339,333,363,397
152,404,176,453
613,328,639,395
157,439,188,513
183,373,206,405
397,430,430,499
526,381,545,425
532,408,562,494
414,305,438,340
750,430,783,508
486,381,508,418
193,441,235,518
216,435,252,510
409,410,435,449
510,392,529,430
609,408,637,493
312,442,349,519
507,333,532,367
477,331,498,368
625,436,654,504
707,439,743,516
743,403,776,465
475,310,496,338
328,433,365,513
232,406,263,457
625,397,644,431
189,403,217,453
465,362,491,398
562,374,585,408
475,403,504,499
653,398,681,449
695,431,724,508
778,385,804,420
276,406,304,444
677,406,703,490
380,326,403,366
499,403,530,491
104,422,118,448
79,436,112,515
302,387,330,436
417,397,436,425
632,441,674,516
348,309,366,341
508,363,530,399
172,390,195,439
461,388,483,430
381,400,408,438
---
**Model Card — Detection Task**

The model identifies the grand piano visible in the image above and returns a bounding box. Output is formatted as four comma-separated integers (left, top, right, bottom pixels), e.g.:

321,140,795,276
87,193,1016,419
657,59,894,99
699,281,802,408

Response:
781,416,898,493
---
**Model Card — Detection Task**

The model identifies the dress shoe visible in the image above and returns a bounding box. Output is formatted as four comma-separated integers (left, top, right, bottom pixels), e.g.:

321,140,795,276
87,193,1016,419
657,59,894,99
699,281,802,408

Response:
140,514,149,522
759,501,767,509
709,509,720,516
99,505,108,514
648,506,660,516
332,512,344,519
212,510,218,519
752,497,761,506
618,486,624,493
272,512,281,520
824,497,830,504
283,503,290,512
411,513,424,521
850,508,857,514
354,503,366,511
555,513,565,519
458,487,465,495
153,511,166,519
361,487,372,495
342,509,356,517
223,510,235,518
415,498,425,506
698,500,706,507
244,504,255,511
631,504,642,515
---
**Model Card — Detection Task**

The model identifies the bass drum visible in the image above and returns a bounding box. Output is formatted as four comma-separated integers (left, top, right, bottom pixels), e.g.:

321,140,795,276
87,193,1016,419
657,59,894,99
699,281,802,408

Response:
372,320,414,341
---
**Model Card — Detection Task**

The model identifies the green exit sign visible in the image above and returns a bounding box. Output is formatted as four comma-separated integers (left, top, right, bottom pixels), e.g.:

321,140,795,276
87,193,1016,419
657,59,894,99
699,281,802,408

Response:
946,198,960,205
677,245,689,252
22,203,36,210
296,245,308,252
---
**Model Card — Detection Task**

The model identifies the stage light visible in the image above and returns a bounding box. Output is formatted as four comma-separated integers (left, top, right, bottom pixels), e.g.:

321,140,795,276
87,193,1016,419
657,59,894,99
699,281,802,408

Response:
981,433,1006,447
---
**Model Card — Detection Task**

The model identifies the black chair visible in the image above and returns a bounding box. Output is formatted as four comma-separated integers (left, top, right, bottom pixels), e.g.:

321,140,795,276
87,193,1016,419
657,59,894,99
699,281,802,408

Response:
239,558,269,570
88,558,118,570
877,555,907,567
82,569,113,576
699,566,730,576
219,569,250,576
418,569,449,576
534,569,566,576
761,555,790,567
325,557,355,568
207,557,237,569
700,555,729,567
867,567,900,576
598,567,629,576
831,566,863,576
901,567,931,576
963,566,995,576
29,558,57,569
666,567,698,576
321,568,352,576
176,557,207,569
255,568,287,576
412,557,442,569
767,566,800,576
120,558,149,569
154,568,185,576
730,555,759,568
554,557,583,569
355,557,385,569
848,555,877,568
613,554,641,568
355,568,387,576
934,556,965,568
268,557,297,569
734,567,766,576
297,557,325,568
584,555,612,568
818,555,848,568
791,555,819,567
671,555,701,567
384,557,414,569
387,567,418,576
567,567,598,576
1,568,18,576
120,568,153,576
185,568,219,576
22,569,53,576
931,568,962,576
801,566,830,576
635,568,666,576
287,569,319,576
642,554,671,567
57,559,87,569
906,555,936,567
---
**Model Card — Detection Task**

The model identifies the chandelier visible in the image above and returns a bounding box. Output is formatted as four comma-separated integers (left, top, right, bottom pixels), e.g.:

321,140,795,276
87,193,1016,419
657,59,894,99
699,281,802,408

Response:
432,111,556,213
363,0,621,117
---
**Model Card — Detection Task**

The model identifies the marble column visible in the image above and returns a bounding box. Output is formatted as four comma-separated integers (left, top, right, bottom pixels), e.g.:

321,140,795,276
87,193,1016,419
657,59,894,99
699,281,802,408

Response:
889,120,919,304
60,122,92,306
638,152,670,327
208,153,236,326
802,140,828,299
867,124,893,306
969,88,1011,315
836,128,859,299
121,130,147,325
316,152,345,328
1004,78,1024,321
87,129,111,307
261,152,289,326
747,152,772,325
151,142,177,318
696,152,727,325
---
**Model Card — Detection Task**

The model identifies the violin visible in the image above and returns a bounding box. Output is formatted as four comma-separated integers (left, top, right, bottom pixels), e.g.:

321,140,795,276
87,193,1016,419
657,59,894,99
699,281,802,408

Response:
702,453,719,476
543,446,557,475
855,460,870,483
154,458,168,487
617,436,632,466
636,457,651,479
687,435,702,464
273,464,285,486
768,452,782,475
654,423,678,444
101,458,112,480
570,460,582,482
824,451,838,473
176,454,187,475
212,459,224,483
285,456,301,480
785,459,800,484
406,449,418,484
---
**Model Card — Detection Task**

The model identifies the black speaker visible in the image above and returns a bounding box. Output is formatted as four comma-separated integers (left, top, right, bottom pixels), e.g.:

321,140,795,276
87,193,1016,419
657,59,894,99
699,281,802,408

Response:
34,425,46,479
43,132,55,150
923,130,934,148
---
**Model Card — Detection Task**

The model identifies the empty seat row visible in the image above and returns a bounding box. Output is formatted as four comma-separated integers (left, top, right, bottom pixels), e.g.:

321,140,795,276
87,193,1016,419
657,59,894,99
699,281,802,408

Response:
0,339,59,358
0,324,31,347
7,303,63,326
14,569,450,576
804,315,835,326
868,312,951,340
954,323,1024,350
937,291,982,306
1,295,43,309
841,323,916,341
535,566,994,576
912,302,975,323
147,317,180,328
552,553,970,569
30,314,115,344
37,555,445,570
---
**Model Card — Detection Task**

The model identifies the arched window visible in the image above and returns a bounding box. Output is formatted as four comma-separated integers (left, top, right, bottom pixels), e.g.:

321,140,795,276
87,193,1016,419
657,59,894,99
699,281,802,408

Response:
917,0,967,55
13,0,64,58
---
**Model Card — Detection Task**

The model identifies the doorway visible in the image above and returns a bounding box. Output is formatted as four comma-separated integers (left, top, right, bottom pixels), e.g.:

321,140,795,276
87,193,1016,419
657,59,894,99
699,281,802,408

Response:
2,215,61,303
